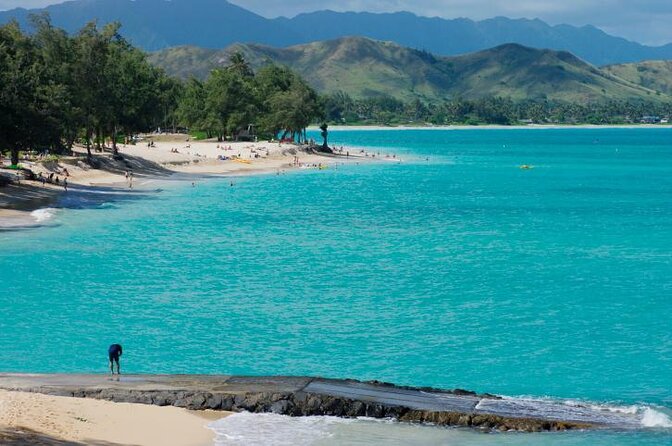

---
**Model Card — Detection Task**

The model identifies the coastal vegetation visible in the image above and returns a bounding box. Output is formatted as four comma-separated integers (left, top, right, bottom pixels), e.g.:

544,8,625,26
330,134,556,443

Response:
0,16,176,165
150,37,672,126
176,61,321,143
2,18,671,167
0,18,322,166
322,94,672,126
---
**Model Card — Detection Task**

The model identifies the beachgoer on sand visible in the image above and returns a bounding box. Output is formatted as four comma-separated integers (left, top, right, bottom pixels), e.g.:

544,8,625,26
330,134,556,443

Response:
108,344,122,375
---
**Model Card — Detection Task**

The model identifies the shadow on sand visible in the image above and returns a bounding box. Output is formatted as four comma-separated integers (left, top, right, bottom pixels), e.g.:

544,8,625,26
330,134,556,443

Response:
0,428,123,446
91,152,175,179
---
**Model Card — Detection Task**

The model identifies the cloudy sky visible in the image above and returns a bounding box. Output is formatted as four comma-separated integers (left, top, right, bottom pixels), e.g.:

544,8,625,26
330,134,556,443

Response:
1,0,670,45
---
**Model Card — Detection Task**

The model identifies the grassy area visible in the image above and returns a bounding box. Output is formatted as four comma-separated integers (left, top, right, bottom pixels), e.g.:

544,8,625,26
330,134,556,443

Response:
190,130,209,140
603,61,672,97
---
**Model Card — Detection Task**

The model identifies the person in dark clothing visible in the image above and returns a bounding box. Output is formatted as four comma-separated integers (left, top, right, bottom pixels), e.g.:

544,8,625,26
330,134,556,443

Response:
108,344,123,375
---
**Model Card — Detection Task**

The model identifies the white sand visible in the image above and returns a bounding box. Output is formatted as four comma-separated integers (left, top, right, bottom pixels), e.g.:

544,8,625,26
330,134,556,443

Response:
0,135,367,225
0,389,226,445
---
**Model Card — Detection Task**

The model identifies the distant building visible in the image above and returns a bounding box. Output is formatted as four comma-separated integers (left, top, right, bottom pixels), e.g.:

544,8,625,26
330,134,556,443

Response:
661,118,669,124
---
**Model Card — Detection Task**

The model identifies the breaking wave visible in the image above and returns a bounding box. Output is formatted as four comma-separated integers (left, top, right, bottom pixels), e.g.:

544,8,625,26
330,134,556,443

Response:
31,208,58,223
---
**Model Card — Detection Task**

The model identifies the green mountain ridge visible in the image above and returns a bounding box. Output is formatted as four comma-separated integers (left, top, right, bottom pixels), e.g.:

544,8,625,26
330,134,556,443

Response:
149,37,671,103
603,60,672,97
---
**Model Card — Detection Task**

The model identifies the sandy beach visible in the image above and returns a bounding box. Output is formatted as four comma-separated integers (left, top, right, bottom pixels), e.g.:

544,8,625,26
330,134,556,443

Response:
0,389,226,445
0,135,365,228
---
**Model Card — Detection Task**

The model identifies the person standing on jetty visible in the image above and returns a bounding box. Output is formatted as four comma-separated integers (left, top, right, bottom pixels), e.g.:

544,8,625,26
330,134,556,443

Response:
108,344,123,375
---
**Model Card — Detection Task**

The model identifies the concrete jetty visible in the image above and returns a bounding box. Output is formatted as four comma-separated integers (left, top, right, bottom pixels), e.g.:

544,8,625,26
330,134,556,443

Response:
0,374,644,432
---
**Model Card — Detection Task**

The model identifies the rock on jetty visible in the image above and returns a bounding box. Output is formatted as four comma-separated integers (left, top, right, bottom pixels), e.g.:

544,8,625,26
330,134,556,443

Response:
0,374,642,432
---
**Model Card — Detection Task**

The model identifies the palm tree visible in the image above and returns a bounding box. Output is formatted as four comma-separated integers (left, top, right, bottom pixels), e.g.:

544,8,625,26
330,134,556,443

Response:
227,52,253,77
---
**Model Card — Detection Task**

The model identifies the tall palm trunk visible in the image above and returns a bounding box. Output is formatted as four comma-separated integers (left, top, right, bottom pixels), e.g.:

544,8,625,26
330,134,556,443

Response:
112,124,118,155
11,147,19,166
86,128,93,161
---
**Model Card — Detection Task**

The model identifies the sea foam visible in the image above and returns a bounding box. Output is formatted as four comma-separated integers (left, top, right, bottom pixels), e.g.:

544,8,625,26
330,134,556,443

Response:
31,208,58,223
477,395,672,430
207,413,474,445
641,407,672,428
208,413,345,446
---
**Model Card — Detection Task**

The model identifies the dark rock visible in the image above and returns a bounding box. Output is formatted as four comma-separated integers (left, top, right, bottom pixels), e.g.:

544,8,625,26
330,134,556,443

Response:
270,400,291,414
220,395,235,411
453,389,478,396
205,393,223,410
151,392,174,406
365,404,385,418
345,401,366,417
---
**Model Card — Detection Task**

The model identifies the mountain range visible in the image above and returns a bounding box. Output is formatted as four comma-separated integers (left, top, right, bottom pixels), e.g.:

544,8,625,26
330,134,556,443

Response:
149,37,670,103
1,0,672,66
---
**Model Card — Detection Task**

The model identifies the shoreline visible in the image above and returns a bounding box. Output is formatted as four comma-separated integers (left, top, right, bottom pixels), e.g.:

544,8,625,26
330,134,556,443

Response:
0,136,370,229
314,123,672,131
0,373,661,434
1,381,668,446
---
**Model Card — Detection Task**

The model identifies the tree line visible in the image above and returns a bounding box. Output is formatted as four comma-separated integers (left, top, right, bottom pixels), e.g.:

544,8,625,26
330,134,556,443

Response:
3,18,671,168
0,18,323,167
176,54,321,143
323,93,672,126
0,16,181,166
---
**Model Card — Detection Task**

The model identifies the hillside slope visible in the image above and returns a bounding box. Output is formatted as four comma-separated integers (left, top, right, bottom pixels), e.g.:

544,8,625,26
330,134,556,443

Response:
603,61,672,96
1,0,672,65
149,37,666,103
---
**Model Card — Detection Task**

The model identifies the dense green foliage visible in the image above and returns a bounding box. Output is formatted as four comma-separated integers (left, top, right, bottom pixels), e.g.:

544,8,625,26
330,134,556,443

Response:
0,16,176,165
176,57,322,142
0,19,323,166
323,94,672,126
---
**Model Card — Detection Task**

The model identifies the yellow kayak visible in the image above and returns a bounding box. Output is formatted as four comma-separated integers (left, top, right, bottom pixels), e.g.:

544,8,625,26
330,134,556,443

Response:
233,158,252,164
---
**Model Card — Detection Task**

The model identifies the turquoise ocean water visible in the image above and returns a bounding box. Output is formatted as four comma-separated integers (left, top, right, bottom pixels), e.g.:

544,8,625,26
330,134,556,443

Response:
1,129,671,444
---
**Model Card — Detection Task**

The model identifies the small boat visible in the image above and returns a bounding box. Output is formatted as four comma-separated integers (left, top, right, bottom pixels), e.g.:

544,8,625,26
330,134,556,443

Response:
519,165,533,170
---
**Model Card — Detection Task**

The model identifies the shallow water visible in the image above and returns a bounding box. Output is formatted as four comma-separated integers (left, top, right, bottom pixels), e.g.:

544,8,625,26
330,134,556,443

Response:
1,128,671,444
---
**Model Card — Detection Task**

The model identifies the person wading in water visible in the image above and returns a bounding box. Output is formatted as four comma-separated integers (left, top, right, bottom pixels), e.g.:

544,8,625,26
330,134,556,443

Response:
108,344,123,376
